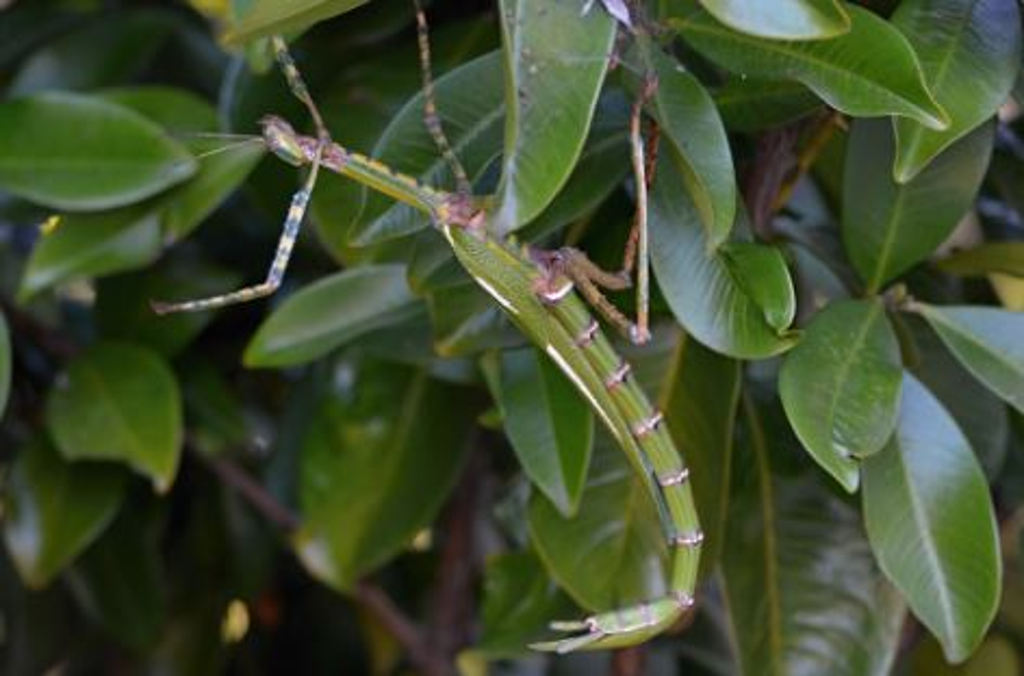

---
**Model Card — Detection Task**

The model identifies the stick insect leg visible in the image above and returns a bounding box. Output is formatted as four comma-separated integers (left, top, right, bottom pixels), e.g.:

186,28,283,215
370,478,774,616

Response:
270,36,329,142
151,142,326,315
412,0,472,197
545,75,660,345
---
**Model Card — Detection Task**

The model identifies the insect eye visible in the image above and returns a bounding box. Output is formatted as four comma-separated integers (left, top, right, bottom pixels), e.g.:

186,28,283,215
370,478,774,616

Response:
260,116,306,167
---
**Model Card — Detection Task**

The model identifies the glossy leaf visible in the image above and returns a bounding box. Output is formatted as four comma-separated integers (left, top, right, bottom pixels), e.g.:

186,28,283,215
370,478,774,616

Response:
780,300,902,492
914,304,1024,414
18,205,162,302
891,0,1021,182
227,0,368,43
935,242,1024,278
529,432,667,611
693,0,850,40
842,118,993,293
517,91,631,241
671,4,948,129
294,360,475,591
634,42,735,247
0,93,195,211
658,330,740,575
491,347,593,517
650,147,797,358
3,441,125,589
100,86,267,240
350,52,504,246
714,78,822,132
862,373,1000,663
426,280,521,357
491,0,616,234
46,343,183,492
475,550,577,656
244,265,422,368
0,310,9,419
905,315,1009,480
722,398,906,676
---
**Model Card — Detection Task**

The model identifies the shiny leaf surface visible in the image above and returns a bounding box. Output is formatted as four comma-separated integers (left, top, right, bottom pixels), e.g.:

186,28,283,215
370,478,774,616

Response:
3,441,125,589
780,300,902,492
0,93,195,210
863,373,1000,663
46,343,183,492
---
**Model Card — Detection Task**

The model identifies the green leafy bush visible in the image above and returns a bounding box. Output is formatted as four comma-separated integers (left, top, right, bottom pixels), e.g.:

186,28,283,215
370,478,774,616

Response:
1,0,1023,673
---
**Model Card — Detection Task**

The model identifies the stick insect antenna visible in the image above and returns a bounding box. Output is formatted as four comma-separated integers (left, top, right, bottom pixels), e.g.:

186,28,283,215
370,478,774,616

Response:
413,0,473,197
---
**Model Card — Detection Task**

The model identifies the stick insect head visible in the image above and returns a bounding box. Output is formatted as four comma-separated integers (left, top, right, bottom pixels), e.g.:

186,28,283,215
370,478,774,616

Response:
260,115,307,167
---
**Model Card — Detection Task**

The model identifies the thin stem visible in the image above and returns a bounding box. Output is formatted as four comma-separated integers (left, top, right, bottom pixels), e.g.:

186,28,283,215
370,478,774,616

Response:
190,447,448,674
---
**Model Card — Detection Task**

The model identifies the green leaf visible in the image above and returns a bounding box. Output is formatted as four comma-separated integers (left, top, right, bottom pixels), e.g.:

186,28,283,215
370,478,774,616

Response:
516,91,631,241
3,440,125,589
490,347,594,517
244,265,422,368
349,52,504,246
713,78,822,132
475,550,577,657
891,0,1021,182
0,93,196,211
842,118,993,293
8,11,176,96
779,300,902,492
722,397,906,676
491,0,616,234
98,86,219,133
100,86,267,240
720,242,797,332
692,0,850,40
528,432,667,611
935,242,1024,278
658,331,740,576
18,205,162,302
426,280,521,357
46,342,183,492
862,373,1000,663
226,0,369,43
65,507,165,651
914,304,1024,414
905,315,1009,480
293,360,475,591
650,148,797,358
0,310,9,418
671,4,949,129
633,41,736,248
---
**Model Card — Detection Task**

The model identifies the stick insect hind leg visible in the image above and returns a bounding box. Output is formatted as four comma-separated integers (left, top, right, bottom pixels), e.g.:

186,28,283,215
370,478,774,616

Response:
538,72,660,345
151,37,331,315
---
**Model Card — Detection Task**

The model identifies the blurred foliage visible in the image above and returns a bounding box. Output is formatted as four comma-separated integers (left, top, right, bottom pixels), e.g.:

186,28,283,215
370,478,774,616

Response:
1,0,1024,674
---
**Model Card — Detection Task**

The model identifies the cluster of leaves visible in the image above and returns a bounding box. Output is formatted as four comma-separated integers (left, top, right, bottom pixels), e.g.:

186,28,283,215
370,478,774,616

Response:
1,0,1024,673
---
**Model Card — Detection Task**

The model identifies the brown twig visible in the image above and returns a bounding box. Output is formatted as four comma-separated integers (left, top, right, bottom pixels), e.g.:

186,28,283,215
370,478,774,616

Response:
611,644,648,676
741,123,802,241
190,447,449,675
427,448,486,664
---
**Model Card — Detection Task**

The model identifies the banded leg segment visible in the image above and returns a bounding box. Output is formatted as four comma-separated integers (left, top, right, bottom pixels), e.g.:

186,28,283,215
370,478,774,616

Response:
270,36,328,141
412,0,472,196
151,142,326,314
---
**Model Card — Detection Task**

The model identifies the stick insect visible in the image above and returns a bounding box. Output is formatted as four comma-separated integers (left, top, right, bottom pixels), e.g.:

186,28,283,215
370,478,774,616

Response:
152,2,702,653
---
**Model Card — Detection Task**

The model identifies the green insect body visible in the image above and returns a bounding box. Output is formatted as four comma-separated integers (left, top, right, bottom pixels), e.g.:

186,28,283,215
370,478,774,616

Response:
444,225,701,651
155,16,703,651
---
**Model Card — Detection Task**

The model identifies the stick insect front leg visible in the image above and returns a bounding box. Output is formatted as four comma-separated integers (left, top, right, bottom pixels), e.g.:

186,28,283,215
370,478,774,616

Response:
152,37,331,315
